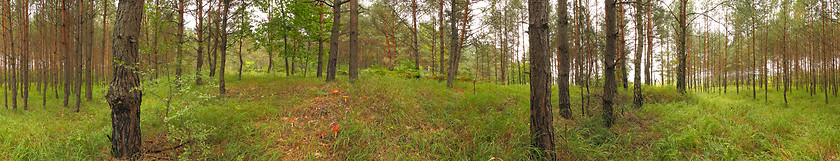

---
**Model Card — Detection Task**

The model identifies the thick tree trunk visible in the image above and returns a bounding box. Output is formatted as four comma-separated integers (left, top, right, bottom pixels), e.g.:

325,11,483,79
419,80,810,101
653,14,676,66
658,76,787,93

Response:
528,0,555,159
557,0,572,119
603,0,618,127
105,0,144,158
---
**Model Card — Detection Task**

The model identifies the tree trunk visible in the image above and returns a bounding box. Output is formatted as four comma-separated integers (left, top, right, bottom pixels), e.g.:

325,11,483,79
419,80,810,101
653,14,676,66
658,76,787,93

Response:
176,0,185,84
86,0,94,101
645,0,652,85
325,0,343,82
267,3,273,74
412,0,420,72
557,0,572,119
349,0,359,81
528,0,555,159
195,0,204,85
21,0,30,110
446,0,461,88
633,0,643,108
676,0,687,93
317,3,324,77
8,0,16,110
438,0,446,75
219,0,230,96
105,0,144,158
603,0,618,127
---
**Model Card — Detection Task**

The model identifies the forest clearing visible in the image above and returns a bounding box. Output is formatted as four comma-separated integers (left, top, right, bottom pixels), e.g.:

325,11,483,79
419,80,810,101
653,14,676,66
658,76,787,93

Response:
0,0,839,160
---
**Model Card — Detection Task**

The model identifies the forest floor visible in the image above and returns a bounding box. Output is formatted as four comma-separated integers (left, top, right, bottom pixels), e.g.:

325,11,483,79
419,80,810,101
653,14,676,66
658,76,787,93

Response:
0,73,838,160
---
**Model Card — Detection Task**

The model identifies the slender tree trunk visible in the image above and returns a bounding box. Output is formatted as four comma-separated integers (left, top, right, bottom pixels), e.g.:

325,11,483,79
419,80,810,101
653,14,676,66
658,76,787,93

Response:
412,0,419,72
633,0,643,108
238,26,243,80
105,0,144,158
76,0,84,112
219,0,230,96
176,0,185,84
557,0,572,119
446,0,462,88
438,0,446,75
267,3,273,74
195,0,204,85
676,0,687,93
325,0,343,82
317,3,324,77
349,0,359,81
645,0,652,85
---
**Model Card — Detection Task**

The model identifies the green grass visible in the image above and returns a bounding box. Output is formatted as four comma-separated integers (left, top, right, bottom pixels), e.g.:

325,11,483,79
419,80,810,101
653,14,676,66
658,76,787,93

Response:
0,73,837,160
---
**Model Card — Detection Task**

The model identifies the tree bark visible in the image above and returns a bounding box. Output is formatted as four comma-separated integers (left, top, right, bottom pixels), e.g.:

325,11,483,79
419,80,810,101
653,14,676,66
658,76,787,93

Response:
557,0,572,119
326,0,344,82
446,0,462,88
412,0,420,72
438,0,446,75
105,0,144,158
317,2,324,77
528,0,555,159
676,0,687,93
603,0,618,127
219,0,231,96
196,0,205,85
633,0,643,108
349,0,359,81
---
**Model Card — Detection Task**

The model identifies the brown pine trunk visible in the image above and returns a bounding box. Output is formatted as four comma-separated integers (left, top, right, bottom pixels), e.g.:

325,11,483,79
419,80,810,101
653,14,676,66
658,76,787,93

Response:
325,0,344,82
445,0,461,88
557,0,572,119
219,0,230,96
316,3,324,77
86,0,94,101
105,0,144,158
411,0,419,72
603,0,618,127
528,0,555,159
195,0,205,85
176,0,185,83
349,0,359,81
438,0,445,75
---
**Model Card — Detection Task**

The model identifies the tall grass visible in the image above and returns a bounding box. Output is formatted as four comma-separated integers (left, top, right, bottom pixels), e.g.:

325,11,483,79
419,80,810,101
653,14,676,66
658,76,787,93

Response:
0,73,836,160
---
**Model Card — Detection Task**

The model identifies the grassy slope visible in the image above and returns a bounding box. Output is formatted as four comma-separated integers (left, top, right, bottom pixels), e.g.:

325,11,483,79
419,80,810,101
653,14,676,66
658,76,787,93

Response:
0,74,837,160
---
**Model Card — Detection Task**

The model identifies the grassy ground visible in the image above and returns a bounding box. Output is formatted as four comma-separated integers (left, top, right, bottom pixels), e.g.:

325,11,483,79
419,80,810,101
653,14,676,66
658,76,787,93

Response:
0,73,837,160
